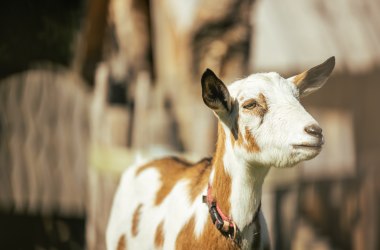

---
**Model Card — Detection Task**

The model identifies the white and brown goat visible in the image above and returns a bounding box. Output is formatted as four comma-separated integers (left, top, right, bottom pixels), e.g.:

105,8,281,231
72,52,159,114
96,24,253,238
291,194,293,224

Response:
106,57,335,250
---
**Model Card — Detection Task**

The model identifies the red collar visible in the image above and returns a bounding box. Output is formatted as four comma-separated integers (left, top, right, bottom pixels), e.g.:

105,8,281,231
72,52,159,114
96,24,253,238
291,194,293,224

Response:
202,184,261,246
202,184,241,243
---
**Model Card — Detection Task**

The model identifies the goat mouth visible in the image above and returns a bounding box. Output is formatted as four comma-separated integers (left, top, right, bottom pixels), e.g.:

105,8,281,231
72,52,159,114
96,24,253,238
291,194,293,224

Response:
292,143,323,150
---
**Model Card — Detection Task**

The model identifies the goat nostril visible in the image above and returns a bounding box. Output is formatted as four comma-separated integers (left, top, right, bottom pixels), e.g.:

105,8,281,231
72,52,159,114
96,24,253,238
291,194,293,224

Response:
305,124,323,137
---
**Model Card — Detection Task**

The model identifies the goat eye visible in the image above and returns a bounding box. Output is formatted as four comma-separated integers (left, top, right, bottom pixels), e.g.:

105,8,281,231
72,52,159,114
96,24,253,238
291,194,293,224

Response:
243,100,257,109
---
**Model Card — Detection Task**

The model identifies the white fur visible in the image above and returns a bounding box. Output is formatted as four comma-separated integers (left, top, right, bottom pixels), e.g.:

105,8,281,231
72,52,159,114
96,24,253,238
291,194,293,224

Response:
106,165,162,250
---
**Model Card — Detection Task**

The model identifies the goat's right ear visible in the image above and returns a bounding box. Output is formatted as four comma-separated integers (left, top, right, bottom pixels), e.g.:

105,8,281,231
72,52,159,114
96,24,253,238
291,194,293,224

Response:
201,69,232,114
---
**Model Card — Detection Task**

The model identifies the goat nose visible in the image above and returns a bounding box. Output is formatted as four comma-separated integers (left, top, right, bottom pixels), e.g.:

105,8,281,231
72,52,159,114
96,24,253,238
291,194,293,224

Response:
304,124,323,138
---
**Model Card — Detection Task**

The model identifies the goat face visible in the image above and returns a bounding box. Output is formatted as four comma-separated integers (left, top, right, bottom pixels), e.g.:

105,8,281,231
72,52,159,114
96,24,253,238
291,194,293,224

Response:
201,57,335,168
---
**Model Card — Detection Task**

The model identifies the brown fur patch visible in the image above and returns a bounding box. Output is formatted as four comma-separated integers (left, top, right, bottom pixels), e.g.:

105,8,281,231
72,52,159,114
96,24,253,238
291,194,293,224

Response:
257,93,268,113
136,157,212,205
244,127,260,152
233,125,260,153
155,221,164,248
117,235,126,250
175,216,240,250
241,99,256,108
132,204,143,237
242,94,268,117
230,131,236,148
188,159,212,202
230,94,267,152
236,128,244,148
211,123,232,215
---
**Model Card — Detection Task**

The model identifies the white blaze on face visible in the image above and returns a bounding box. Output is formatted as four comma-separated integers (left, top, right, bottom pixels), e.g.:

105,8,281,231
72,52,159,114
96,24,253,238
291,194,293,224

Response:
228,72,323,168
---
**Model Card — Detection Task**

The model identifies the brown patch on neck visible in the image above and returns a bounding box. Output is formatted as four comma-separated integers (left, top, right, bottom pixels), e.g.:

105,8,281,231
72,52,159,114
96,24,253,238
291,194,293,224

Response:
155,221,164,248
117,234,126,250
176,216,240,250
131,204,143,237
188,159,212,202
212,123,232,215
136,157,212,206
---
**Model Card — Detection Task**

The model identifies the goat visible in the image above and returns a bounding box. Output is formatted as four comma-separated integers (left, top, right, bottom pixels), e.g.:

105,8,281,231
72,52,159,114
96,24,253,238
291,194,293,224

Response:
106,57,335,250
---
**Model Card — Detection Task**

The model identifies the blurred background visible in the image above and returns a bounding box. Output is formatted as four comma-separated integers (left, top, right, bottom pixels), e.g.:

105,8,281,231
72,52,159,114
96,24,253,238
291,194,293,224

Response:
0,0,379,249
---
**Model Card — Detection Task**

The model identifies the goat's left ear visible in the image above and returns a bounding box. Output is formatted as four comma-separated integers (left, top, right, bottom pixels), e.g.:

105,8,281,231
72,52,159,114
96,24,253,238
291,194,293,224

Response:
289,56,335,97
201,69,232,115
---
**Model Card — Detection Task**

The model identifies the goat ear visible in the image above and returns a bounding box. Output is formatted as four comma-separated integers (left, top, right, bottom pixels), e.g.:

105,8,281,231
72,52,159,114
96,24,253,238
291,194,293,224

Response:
289,56,335,97
201,69,232,114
